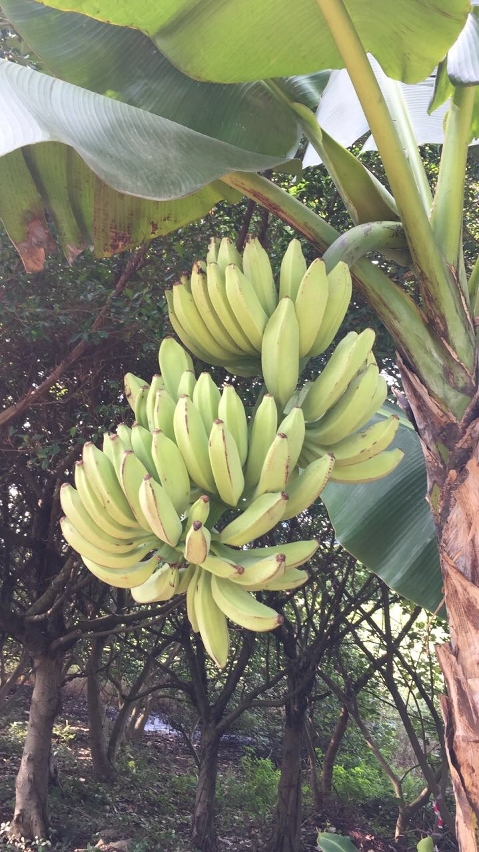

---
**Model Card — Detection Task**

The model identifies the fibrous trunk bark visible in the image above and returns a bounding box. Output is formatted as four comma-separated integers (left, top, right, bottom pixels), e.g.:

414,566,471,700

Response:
400,357,479,851
10,653,62,840
191,722,221,852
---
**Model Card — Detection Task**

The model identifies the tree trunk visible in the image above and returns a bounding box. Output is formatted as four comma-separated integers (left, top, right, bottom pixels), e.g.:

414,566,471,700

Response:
304,715,322,811
400,358,479,851
86,638,115,781
10,653,62,840
320,705,349,806
191,722,221,852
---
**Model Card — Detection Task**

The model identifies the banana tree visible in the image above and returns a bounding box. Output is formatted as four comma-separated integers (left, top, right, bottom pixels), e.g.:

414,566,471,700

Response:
2,0,479,847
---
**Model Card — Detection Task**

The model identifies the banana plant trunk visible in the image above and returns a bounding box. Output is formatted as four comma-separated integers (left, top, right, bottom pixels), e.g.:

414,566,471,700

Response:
399,358,479,850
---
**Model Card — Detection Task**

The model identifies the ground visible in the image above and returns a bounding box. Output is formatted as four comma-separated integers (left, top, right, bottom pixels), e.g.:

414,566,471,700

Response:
0,686,454,852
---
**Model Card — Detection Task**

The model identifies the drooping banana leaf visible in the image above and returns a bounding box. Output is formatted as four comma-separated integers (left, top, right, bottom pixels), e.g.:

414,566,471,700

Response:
321,404,442,614
31,0,469,86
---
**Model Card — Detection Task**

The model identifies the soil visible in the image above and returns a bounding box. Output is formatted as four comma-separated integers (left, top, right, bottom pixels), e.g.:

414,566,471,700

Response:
0,685,454,852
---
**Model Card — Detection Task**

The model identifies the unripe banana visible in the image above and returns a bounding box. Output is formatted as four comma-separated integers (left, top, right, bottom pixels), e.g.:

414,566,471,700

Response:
60,517,155,569
116,423,133,450
229,552,286,587
60,483,145,554
167,291,226,367
118,450,154,531
242,235,277,316
206,236,220,264
225,264,268,352
301,329,375,422
210,575,283,632
329,447,404,483
193,372,221,433
177,369,197,399
217,384,248,467
346,374,388,435
304,364,380,447
216,237,243,273
253,432,291,497
201,552,244,579
139,475,183,547
261,297,300,410
176,562,196,595
324,415,399,467
131,423,157,477
294,258,329,358
194,570,230,669
243,566,309,592
133,383,150,429
124,373,149,417
82,442,137,528
213,538,319,571
184,520,211,565
131,562,179,603
173,395,216,493
152,388,176,440
277,407,305,471
146,375,165,430
151,429,191,515
186,494,211,531
206,263,256,355
172,281,237,363
82,553,160,588
186,565,201,632
190,261,243,356
218,491,289,547
208,419,245,507
244,394,278,490
158,337,194,402
279,238,307,301
282,453,335,520
74,461,139,540
309,261,352,356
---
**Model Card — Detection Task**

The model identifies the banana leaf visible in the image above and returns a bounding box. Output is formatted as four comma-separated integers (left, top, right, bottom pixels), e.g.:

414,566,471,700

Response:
321,404,442,614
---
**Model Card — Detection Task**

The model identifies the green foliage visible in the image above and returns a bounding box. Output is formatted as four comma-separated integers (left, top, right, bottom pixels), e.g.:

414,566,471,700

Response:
332,763,393,805
221,750,279,817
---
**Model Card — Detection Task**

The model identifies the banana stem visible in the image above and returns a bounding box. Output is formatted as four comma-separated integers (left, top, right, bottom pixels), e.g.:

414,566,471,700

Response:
322,222,407,272
222,171,473,416
430,85,475,276
314,0,475,372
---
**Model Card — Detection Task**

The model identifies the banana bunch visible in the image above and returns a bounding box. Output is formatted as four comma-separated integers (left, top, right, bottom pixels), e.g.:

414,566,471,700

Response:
165,236,352,404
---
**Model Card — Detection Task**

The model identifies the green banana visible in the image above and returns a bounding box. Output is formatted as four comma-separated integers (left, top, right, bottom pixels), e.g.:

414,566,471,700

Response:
124,373,149,417
324,415,399,467
116,423,133,450
305,363,380,446
201,552,244,579
131,562,179,603
131,423,157,477
294,258,329,358
172,281,238,363
217,384,248,467
277,407,305,471
253,432,291,497
216,237,243,272
261,297,300,410
133,383,150,429
177,369,197,399
242,235,277,316
213,538,319,570
301,329,375,422
279,238,307,301
151,429,191,515
185,494,211,531
242,566,309,592
329,448,404,483
208,419,245,507
146,374,165,430
61,517,155,569
118,450,155,531
176,562,196,595
158,337,194,402
193,372,221,433
194,570,230,669
152,388,176,440
190,261,243,356
82,553,160,588
206,263,257,355
138,474,183,547
218,491,289,546
244,394,278,490
184,520,211,565
211,574,283,632
82,442,137,528
173,395,216,493
225,264,268,352
167,292,227,367
309,261,352,356
74,460,139,539
60,483,145,554
206,236,220,265
282,454,335,520
229,552,286,587
186,564,201,632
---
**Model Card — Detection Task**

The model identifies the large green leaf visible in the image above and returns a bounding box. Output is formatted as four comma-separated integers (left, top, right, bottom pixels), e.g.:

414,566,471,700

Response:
321,405,442,614
317,833,358,852
33,0,469,85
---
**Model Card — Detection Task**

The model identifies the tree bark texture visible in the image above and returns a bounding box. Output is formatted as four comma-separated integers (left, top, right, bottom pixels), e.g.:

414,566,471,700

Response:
10,653,62,840
191,722,221,852
86,638,115,781
400,357,479,851
320,705,349,806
